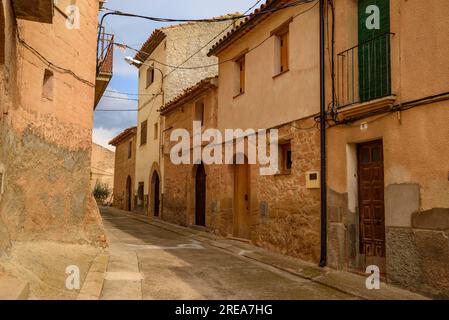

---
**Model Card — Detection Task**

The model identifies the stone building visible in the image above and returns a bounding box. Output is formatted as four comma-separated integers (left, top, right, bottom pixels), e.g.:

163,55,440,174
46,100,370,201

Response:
160,0,322,263
132,20,230,217
325,0,449,298
109,127,137,212
161,77,219,227
90,143,115,203
0,0,110,251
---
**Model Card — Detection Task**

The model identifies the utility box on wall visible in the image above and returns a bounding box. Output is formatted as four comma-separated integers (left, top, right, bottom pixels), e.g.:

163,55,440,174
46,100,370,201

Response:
306,171,320,189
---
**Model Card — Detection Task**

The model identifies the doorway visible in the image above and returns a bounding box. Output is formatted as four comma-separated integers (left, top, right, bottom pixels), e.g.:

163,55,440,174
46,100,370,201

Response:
195,163,206,227
233,161,250,239
126,176,132,211
151,171,160,217
357,140,386,273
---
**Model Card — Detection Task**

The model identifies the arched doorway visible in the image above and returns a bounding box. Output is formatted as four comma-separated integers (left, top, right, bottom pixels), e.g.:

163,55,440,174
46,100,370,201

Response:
233,159,250,239
195,163,206,226
151,171,160,217
126,176,132,211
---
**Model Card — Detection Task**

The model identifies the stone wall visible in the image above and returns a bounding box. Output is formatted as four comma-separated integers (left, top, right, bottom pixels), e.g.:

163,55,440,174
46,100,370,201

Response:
111,132,136,211
163,93,322,263
0,0,105,253
91,143,115,196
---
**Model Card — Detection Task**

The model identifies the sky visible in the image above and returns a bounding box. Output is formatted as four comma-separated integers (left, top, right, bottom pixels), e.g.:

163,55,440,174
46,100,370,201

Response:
93,0,259,150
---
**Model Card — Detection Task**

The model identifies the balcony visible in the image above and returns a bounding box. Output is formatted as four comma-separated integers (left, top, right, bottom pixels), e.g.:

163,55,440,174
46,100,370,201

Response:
94,27,114,109
336,33,395,120
11,0,54,23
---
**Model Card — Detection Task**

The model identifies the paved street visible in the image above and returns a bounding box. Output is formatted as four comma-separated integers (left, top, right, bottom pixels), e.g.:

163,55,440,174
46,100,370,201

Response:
99,207,356,300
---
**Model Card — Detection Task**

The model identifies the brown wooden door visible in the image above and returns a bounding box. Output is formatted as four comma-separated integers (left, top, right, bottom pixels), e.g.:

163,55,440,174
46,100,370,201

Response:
233,162,250,239
126,176,132,211
195,163,206,226
153,173,160,217
357,140,386,272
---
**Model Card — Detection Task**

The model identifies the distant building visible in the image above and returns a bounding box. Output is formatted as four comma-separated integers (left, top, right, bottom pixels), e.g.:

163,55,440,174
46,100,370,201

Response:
90,143,115,203
161,77,218,226
109,127,137,212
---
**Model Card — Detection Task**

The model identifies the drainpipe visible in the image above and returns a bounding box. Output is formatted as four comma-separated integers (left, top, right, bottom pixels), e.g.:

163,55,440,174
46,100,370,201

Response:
319,0,327,268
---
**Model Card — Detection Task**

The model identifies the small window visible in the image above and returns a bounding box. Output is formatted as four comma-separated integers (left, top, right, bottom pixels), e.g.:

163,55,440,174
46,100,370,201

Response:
42,69,54,100
234,55,245,96
194,99,204,126
128,140,132,159
141,120,148,146
154,122,158,140
278,31,289,74
0,171,4,195
280,142,292,174
146,65,155,88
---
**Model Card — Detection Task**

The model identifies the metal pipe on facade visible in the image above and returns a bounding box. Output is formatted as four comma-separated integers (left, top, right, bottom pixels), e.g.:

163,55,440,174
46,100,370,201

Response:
319,0,328,268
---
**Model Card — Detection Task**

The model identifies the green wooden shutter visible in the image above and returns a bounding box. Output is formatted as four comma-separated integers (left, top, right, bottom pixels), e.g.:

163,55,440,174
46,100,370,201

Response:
358,0,391,102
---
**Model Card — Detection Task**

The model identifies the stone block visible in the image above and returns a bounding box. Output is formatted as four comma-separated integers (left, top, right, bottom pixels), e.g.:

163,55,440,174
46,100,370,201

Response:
412,208,449,231
385,183,420,227
328,222,346,270
386,227,422,292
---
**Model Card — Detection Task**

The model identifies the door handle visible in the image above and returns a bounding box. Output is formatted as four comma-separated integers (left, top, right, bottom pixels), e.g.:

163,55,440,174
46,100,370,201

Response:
244,194,248,201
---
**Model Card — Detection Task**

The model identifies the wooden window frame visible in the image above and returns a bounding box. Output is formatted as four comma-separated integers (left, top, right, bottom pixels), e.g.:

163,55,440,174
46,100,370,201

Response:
271,18,292,77
195,99,205,126
128,140,132,159
234,53,247,98
279,141,292,175
141,120,148,146
154,122,158,140
146,65,155,88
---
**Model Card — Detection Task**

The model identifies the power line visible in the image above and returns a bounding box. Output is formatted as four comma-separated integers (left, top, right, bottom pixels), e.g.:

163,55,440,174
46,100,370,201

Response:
102,95,139,101
164,0,264,77
102,0,313,24
105,89,159,96
118,0,318,73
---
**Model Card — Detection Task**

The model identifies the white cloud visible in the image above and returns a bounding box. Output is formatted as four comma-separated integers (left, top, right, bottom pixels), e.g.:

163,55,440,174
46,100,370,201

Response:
92,127,121,151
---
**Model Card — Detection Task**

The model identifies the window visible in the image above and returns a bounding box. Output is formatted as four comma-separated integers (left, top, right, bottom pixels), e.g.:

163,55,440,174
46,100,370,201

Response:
140,120,148,146
194,99,204,126
128,140,132,159
154,122,158,140
278,30,289,73
42,69,54,100
146,65,155,88
280,142,292,174
0,171,4,195
234,55,245,96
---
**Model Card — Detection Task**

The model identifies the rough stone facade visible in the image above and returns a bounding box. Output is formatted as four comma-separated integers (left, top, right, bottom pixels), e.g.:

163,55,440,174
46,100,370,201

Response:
162,76,322,263
0,0,105,254
109,127,137,211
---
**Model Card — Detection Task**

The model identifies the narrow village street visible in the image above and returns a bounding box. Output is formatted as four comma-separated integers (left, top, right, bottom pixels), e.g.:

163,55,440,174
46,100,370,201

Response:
99,207,424,300
100,207,354,300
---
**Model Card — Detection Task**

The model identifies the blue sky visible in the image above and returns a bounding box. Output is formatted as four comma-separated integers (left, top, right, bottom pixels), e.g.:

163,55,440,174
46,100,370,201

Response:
93,0,259,150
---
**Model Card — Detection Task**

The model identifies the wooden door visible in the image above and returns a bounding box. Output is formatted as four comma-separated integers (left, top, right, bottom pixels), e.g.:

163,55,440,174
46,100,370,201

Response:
126,176,132,211
153,172,160,217
233,162,250,239
195,163,206,226
357,140,386,272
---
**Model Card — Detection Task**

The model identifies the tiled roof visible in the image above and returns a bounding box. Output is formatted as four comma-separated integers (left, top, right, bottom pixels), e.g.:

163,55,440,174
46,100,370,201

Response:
109,126,137,146
208,0,288,56
133,29,167,66
160,77,218,115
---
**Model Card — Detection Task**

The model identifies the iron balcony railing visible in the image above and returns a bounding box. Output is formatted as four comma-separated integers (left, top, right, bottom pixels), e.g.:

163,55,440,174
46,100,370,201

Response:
337,33,394,108
97,26,114,75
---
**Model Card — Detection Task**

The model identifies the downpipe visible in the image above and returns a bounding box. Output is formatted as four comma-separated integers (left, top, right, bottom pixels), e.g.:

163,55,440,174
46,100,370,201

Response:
319,0,327,268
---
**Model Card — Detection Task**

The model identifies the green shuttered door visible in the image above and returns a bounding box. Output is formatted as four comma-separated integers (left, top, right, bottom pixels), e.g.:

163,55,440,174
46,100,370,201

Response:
358,0,391,102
